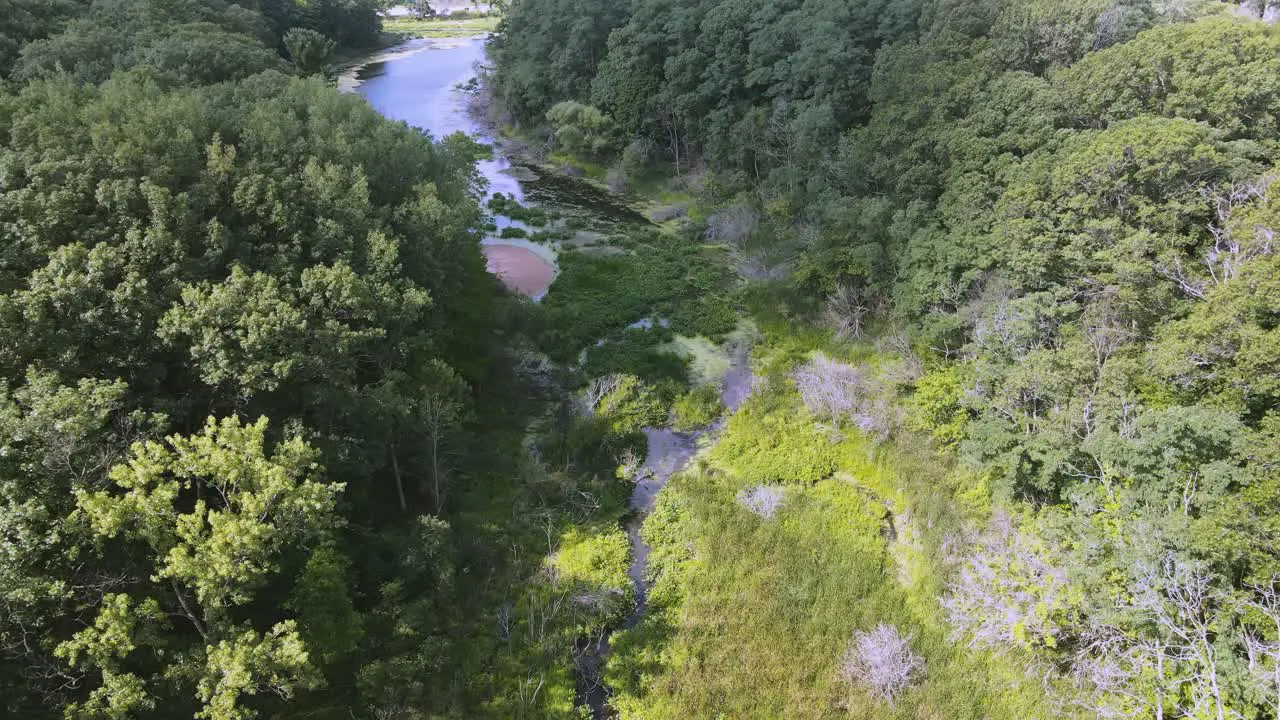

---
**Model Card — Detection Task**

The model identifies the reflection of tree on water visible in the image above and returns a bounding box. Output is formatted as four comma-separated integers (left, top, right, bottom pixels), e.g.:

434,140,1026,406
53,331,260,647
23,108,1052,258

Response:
521,166,651,228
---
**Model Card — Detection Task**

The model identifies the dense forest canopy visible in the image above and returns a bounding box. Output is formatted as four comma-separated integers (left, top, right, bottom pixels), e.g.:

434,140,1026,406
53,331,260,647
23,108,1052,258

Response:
3,0,1280,717
488,0,1280,717
0,1,528,718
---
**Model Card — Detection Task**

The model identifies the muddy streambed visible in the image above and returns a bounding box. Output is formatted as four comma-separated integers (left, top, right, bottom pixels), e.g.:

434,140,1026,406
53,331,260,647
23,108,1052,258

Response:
576,340,754,716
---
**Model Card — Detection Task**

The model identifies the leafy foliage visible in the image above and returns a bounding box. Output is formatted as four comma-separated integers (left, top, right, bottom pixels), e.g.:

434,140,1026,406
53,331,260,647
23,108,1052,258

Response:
493,0,1280,716
671,384,724,431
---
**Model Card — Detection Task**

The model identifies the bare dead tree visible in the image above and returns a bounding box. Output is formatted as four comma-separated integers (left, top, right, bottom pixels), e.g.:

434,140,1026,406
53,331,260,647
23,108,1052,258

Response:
825,283,870,340
941,512,1072,650
581,374,623,415
1072,618,1179,720
968,294,1042,368
1082,290,1136,373
792,355,895,440
1159,174,1276,299
736,485,785,519
876,330,924,384
839,624,923,703
704,203,759,249
794,355,864,422
1132,555,1229,720
605,165,628,192
1242,578,1280,720
1152,0,1202,20
419,389,457,513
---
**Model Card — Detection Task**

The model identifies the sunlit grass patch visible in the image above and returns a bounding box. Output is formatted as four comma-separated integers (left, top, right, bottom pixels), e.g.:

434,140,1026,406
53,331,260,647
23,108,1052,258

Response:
384,15,501,38
604,331,1061,719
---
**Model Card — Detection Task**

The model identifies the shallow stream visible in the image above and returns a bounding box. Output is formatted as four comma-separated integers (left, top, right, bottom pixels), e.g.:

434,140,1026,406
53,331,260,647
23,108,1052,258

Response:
343,36,731,717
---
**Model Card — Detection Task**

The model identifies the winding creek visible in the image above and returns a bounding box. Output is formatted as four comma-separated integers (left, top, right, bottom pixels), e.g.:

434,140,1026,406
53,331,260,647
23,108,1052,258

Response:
343,36,746,716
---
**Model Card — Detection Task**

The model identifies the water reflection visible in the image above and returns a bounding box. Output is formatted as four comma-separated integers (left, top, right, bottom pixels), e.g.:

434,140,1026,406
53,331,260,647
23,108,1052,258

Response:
347,36,644,225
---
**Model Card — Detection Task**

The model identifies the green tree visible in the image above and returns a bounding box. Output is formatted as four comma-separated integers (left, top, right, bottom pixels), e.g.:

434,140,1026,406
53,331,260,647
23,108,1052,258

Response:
545,100,614,157
283,27,336,77
65,416,344,719
0,0,84,77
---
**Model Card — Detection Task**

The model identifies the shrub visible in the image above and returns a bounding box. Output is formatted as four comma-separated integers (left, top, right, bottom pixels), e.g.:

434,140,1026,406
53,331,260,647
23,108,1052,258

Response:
487,193,549,226
793,354,894,440
585,329,689,384
538,233,732,361
839,624,923,703
710,395,841,484
547,527,635,626
284,28,336,77
546,101,615,158
619,138,652,175
498,226,528,239
594,375,667,434
909,366,970,447
671,384,723,431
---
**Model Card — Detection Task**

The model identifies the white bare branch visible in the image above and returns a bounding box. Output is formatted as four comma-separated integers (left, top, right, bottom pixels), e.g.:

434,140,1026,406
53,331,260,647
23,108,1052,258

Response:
839,624,923,703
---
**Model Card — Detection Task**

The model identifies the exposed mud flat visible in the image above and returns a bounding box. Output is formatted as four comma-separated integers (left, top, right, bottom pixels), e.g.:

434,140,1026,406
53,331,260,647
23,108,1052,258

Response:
482,244,556,298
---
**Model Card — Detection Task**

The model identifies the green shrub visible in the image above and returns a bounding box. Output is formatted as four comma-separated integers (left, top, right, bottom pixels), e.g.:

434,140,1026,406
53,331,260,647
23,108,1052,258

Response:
596,374,667,434
909,366,970,448
539,232,733,361
671,384,723,431
487,192,549,226
585,329,688,383
498,226,528,239
709,392,842,484
547,527,635,626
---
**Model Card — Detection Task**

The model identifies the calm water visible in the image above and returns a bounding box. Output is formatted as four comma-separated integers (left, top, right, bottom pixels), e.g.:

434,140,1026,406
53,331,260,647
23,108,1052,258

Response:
351,37,526,201
348,37,647,224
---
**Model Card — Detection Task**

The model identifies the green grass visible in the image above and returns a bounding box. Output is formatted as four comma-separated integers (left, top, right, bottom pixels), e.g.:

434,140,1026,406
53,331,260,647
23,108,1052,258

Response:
602,312,1063,719
537,231,736,363
384,15,501,38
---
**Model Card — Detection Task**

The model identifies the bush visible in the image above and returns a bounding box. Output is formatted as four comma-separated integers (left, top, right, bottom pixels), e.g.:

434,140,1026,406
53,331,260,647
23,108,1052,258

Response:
585,329,689,384
538,232,732,361
498,226,528,239
839,624,923,703
547,527,635,626
594,374,668,434
283,28,336,77
546,101,615,158
709,393,842,484
671,384,723,431
909,366,970,448
487,192,549,226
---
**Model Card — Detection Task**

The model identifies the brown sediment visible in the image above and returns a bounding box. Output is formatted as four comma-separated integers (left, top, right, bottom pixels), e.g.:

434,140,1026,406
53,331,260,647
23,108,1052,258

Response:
482,244,556,297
